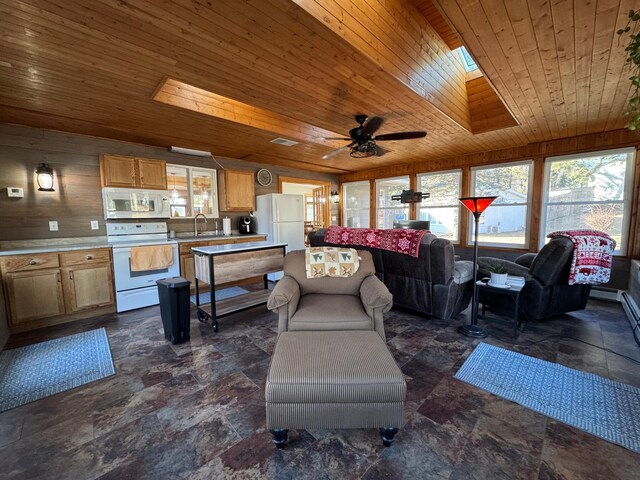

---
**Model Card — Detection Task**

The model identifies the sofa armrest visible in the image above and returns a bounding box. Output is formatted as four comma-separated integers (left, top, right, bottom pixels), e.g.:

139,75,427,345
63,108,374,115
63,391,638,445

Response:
267,275,301,333
515,253,536,268
477,257,535,281
453,261,474,284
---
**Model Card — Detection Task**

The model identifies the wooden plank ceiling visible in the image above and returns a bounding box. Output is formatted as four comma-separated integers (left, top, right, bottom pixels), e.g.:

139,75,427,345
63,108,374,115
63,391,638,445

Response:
0,0,634,174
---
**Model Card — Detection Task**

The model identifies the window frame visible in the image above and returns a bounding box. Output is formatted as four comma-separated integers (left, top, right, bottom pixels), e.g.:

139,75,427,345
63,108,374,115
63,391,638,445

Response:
469,159,534,249
341,180,371,228
375,175,411,229
540,147,636,256
167,164,219,219
416,168,462,243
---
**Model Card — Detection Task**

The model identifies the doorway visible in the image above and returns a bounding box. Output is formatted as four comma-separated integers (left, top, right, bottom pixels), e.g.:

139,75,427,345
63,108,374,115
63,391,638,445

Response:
280,177,331,245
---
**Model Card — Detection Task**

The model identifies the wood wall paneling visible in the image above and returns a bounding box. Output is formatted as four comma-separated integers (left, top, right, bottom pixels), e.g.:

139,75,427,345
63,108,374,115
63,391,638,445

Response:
0,125,338,241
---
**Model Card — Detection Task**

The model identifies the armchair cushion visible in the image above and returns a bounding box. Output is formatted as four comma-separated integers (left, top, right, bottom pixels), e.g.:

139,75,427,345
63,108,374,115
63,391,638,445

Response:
289,294,372,332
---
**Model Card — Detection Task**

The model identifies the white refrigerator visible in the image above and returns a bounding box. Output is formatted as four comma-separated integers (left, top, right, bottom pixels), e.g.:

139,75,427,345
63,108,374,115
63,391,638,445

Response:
254,193,305,281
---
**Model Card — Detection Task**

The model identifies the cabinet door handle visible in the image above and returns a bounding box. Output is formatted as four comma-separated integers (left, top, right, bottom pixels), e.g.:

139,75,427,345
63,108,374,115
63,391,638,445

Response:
28,259,37,265
86,255,93,260
57,271,61,283
69,271,74,281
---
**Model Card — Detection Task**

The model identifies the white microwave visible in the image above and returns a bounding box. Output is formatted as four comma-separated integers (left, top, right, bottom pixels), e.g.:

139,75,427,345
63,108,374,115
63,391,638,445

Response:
102,187,171,219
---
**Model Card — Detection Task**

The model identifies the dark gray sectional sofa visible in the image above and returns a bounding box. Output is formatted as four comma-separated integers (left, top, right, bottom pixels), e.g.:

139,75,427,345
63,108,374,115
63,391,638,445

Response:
309,229,474,320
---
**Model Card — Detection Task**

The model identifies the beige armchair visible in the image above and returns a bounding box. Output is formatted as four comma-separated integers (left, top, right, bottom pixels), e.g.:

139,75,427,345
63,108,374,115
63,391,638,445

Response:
267,250,393,340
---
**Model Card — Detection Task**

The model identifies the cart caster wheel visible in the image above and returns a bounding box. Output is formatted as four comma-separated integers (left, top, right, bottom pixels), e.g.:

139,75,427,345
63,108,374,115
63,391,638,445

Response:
212,323,219,332
197,311,206,323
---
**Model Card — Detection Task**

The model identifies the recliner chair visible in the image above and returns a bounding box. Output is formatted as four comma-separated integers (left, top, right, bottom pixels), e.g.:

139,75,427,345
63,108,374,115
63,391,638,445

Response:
477,236,592,321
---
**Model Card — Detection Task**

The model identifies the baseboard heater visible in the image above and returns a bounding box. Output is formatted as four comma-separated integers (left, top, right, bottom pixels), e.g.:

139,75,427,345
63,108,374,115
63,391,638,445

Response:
621,291,640,346
589,286,620,302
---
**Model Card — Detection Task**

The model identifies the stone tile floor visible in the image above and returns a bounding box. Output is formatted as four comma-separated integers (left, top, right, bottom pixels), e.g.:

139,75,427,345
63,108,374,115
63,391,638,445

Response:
1,298,639,479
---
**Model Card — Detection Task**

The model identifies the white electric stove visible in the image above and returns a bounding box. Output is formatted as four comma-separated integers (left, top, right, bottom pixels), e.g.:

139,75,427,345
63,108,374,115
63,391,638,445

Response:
107,222,179,312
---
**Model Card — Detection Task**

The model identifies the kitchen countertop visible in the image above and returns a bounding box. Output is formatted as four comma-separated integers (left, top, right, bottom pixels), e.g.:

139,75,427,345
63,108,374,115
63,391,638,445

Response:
0,242,113,256
192,241,287,256
0,234,268,256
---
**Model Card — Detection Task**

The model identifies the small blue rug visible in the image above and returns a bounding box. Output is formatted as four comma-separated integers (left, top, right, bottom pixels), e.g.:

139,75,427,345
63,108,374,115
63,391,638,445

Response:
455,342,640,453
190,286,249,305
0,328,115,412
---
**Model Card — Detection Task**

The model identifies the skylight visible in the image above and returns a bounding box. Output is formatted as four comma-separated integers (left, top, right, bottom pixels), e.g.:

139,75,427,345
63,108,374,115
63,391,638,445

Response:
457,46,478,72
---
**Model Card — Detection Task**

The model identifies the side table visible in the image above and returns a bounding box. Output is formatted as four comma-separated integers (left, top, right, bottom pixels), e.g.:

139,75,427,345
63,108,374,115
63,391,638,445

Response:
474,280,525,337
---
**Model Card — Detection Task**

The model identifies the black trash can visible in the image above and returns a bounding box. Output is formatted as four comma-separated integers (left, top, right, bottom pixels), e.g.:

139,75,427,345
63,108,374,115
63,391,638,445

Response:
156,277,191,344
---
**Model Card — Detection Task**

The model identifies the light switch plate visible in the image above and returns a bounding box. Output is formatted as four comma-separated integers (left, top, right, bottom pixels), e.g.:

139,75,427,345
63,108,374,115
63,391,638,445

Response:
49,221,58,231
332,215,337,222
90,220,99,230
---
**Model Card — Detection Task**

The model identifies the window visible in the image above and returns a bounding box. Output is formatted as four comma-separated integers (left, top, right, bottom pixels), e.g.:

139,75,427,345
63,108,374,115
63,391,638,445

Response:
541,148,635,255
167,164,219,218
376,176,410,229
417,170,461,242
342,181,370,228
470,160,533,247
456,46,478,72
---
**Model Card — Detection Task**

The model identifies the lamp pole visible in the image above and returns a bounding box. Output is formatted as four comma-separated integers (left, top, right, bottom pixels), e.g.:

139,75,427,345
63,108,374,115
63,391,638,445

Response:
458,196,497,338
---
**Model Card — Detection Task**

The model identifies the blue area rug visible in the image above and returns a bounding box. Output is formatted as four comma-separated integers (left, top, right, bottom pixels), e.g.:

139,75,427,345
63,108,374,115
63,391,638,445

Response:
0,328,115,412
190,286,249,305
455,342,640,453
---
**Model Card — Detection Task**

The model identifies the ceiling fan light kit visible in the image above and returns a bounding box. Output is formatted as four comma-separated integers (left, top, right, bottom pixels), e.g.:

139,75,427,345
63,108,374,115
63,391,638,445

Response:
322,115,427,160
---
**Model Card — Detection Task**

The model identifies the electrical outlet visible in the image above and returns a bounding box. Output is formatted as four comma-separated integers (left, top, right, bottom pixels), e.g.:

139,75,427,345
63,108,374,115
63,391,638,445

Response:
49,221,59,231
332,215,337,222
90,220,99,230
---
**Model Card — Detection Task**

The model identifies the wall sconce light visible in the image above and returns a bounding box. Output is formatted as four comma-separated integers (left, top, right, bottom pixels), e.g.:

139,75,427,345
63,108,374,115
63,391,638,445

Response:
331,190,339,204
35,163,55,192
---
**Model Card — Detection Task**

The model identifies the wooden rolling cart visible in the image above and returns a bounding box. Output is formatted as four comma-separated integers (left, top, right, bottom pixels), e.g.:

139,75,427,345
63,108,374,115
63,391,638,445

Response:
192,241,287,331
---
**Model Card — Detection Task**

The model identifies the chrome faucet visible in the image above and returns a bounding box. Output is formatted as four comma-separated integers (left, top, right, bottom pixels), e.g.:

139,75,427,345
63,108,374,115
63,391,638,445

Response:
194,213,207,237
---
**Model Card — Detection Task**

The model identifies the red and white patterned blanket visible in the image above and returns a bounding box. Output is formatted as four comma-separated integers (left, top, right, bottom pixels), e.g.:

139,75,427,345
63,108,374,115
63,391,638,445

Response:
324,226,429,257
547,230,616,285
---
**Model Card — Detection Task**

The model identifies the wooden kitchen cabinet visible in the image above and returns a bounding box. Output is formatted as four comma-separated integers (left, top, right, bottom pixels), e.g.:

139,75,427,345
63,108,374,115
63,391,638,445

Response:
100,154,167,190
137,158,168,189
218,169,256,211
62,264,114,312
4,269,66,326
100,154,138,188
0,248,116,333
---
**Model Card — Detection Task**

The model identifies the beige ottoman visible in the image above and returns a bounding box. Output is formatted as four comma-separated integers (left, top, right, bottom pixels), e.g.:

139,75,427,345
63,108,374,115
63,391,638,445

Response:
265,330,407,448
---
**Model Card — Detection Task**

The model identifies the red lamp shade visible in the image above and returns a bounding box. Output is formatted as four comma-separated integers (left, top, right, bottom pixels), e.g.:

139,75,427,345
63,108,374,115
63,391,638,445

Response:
459,196,498,214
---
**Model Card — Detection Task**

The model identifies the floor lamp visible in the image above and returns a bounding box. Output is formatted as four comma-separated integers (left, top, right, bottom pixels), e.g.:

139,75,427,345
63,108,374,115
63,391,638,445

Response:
458,196,498,338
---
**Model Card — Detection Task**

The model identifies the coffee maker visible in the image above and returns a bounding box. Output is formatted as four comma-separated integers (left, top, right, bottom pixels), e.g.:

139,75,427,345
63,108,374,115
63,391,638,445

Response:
239,216,252,234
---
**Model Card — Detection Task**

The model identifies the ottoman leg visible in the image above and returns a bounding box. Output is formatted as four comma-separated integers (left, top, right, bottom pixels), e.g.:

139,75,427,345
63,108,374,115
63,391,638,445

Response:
270,429,289,449
379,427,399,447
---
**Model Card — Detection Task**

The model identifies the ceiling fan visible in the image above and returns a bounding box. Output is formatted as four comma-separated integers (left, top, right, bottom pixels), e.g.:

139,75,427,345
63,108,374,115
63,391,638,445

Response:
322,114,427,160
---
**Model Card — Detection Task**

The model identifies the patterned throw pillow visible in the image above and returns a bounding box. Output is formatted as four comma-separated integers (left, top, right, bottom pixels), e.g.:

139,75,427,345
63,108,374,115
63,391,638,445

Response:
305,247,360,279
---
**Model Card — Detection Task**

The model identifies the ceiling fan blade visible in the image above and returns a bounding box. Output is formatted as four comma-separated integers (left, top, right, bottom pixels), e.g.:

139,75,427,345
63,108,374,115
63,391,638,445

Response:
322,143,354,160
374,144,388,156
361,116,384,136
374,131,427,141
321,137,352,141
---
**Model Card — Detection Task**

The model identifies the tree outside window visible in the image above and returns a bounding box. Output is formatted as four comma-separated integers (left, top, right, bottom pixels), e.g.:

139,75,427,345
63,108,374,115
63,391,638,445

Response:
542,148,635,254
